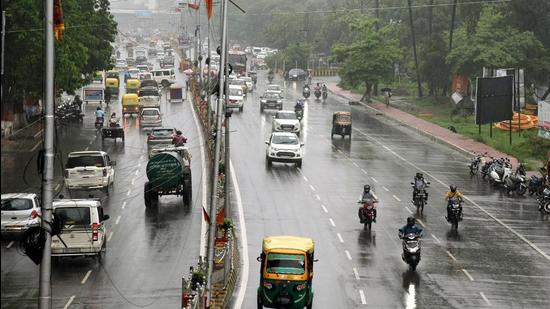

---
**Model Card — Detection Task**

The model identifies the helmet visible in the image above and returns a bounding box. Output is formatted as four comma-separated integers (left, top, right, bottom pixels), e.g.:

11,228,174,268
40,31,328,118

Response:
416,172,423,178
111,112,116,117
407,217,415,226
363,185,371,192
450,185,457,193
96,106,101,110
176,130,182,135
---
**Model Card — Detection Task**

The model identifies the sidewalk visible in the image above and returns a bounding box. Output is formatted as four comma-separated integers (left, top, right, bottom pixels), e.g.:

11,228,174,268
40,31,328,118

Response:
326,82,522,168
1,119,43,153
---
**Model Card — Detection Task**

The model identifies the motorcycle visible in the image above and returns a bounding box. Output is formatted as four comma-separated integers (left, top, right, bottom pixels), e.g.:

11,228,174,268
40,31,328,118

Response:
468,153,483,176
358,200,376,230
302,87,310,99
411,182,429,213
504,164,527,195
95,117,104,129
322,90,328,100
447,201,463,230
295,108,304,121
400,233,422,271
538,186,550,214
528,175,546,196
480,158,494,179
488,158,512,184
314,88,321,100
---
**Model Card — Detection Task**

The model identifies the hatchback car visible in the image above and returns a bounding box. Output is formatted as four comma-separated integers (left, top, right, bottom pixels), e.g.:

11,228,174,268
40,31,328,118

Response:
272,110,301,135
260,92,283,111
140,107,162,127
265,132,304,168
1,193,41,235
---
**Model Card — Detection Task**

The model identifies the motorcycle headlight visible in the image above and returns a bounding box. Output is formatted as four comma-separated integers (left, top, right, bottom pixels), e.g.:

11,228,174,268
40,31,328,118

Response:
261,100,266,103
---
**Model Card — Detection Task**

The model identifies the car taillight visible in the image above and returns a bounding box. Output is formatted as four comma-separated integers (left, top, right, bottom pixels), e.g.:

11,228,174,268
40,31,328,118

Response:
157,115,161,120
31,210,39,218
92,223,99,241
103,168,107,176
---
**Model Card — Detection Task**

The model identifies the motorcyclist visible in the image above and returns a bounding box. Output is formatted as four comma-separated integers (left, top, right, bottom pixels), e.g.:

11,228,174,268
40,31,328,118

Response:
412,172,429,203
172,130,187,146
73,95,83,111
398,217,423,239
321,83,328,93
104,87,112,105
95,106,105,122
294,99,305,112
109,112,120,127
358,185,379,222
445,185,463,220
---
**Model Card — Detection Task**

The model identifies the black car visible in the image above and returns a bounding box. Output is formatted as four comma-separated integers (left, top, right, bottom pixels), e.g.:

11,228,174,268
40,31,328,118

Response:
287,68,307,81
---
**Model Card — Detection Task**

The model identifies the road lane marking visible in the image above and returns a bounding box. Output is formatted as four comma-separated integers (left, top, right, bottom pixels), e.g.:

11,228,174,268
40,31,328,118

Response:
139,154,144,160
63,295,75,309
81,270,92,284
353,267,360,280
416,219,425,227
370,177,378,183
137,163,141,168
329,218,336,227
353,127,550,261
405,207,413,214
353,162,359,167
309,184,316,192
361,169,368,174
337,233,344,243
345,250,352,260
131,179,135,185
303,176,309,182
121,201,127,209
231,161,249,309
337,149,343,153
321,204,328,213
315,194,321,201
479,292,491,306
462,269,474,281
30,140,42,152
431,234,441,244
115,216,121,225
107,233,113,242
134,169,139,176
359,290,366,304
382,186,389,192
84,146,89,151
446,250,457,262
6,241,14,249
54,183,61,191
392,195,401,202
89,140,93,145
126,189,131,196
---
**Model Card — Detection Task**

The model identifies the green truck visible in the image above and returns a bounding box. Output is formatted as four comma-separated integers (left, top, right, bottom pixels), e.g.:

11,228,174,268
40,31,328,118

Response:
144,146,192,207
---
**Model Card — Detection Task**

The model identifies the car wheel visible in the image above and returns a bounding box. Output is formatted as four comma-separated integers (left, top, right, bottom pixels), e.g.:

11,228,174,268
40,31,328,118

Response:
296,160,302,168
239,106,243,112
266,156,272,167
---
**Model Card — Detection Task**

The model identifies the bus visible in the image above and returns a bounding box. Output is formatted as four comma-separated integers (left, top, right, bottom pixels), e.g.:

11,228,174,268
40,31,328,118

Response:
228,50,247,76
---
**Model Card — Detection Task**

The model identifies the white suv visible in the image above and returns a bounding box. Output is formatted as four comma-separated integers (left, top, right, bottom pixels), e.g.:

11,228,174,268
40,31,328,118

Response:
51,199,110,259
272,110,301,135
265,132,304,168
1,193,41,234
64,151,116,194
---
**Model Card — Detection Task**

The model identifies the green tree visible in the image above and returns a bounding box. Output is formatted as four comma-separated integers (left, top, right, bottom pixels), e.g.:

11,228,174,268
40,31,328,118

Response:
419,33,450,96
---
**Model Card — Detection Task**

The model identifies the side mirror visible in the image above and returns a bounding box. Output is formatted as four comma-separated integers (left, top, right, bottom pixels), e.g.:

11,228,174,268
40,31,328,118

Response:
300,143,305,147
427,182,431,185
256,256,262,262
102,214,110,221
265,141,269,145
313,259,319,262
110,161,117,166
410,182,414,185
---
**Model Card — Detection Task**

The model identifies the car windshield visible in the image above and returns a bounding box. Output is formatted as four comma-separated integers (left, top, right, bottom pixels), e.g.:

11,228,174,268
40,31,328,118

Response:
54,207,91,226
142,109,159,116
152,129,173,137
266,253,305,275
229,89,243,96
272,135,299,145
66,155,105,168
289,69,302,75
139,89,158,97
232,80,244,85
276,112,296,120
1,198,33,211
268,85,280,91
264,94,279,100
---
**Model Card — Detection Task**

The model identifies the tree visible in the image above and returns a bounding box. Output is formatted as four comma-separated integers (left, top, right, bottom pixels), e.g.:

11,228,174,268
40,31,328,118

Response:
332,18,402,101
419,33,450,96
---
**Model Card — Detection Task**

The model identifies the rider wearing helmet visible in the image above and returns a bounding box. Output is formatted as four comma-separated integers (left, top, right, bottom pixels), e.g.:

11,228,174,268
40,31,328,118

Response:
445,185,463,220
359,185,379,222
294,99,305,111
172,130,187,146
412,172,429,203
398,217,423,238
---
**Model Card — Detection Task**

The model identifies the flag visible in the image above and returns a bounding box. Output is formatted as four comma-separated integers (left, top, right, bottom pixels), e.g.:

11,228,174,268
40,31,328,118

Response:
54,0,65,41
216,207,225,225
202,206,210,224
205,0,213,19
188,3,199,10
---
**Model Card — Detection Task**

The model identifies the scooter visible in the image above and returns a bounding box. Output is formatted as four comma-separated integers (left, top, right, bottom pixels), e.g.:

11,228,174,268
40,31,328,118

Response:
95,117,104,129
358,200,376,230
468,153,483,176
322,90,328,100
411,184,429,213
447,201,463,230
538,186,550,214
488,158,512,184
504,164,527,195
303,87,311,99
400,233,422,271
295,108,304,121
528,175,546,196
314,88,321,100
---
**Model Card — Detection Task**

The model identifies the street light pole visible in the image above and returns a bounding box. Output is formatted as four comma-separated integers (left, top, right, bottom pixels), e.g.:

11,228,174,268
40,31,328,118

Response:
39,0,55,307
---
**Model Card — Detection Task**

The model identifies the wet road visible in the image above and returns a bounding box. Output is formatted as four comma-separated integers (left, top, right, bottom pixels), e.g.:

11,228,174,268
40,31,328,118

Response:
229,73,550,308
1,58,205,308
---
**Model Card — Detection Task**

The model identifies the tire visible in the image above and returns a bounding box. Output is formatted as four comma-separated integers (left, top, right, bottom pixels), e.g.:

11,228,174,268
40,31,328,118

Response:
257,293,262,309
144,182,151,208
296,160,302,168
260,105,264,112
266,156,272,167
182,179,192,206
517,185,527,196
161,80,169,88
239,106,243,112
365,221,371,230
419,199,424,213
103,185,110,196
543,201,550,214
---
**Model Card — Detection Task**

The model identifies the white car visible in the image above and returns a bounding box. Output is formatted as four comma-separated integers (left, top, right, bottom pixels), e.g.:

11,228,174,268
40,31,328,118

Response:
140,107,162,127
115,59,127,70
1,193,41,234
64,151,116,194
51,199,110,259
265,132,304,168
127,68,140,80
272,110,301,135
266,84,283,97
227,85,244,111
242,77,253,92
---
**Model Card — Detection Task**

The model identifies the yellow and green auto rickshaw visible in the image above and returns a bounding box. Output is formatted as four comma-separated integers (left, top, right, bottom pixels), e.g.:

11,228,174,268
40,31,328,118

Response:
105,78,119,97
122,93,139,115
257,236,315,309
331,111,352,139
125,79,140,94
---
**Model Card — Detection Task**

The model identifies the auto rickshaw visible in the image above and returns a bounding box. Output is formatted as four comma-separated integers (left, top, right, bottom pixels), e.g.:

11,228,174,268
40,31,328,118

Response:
169,83,184,103
126,79,140,94
257,236,315,309
105,78,119,97
331,111,352,139
122,93,139,115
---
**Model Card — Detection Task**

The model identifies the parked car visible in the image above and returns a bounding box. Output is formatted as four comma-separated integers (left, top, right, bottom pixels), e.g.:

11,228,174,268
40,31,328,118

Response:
147,127,176,158
51,199,110,259
64,151,116,195
272,110,301,135
265,132,304,168
140,107,162,127
1,193,41,235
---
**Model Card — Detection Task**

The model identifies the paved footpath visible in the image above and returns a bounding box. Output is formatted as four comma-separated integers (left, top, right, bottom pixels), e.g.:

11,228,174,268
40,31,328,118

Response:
325,81,525,168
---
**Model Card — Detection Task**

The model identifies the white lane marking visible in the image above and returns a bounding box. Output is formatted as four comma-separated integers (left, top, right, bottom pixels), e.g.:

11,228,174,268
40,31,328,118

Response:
303,176,309,182
121,201,127,209
479,292,491,306
89,140,93,145
139,154,144,160
54,183,61,191
446,250,457,262
361,169,368,174
6,241,14,249
416,219,425,227
231,161,249,309
321,204,328,213
329,218,336,227
337,233,344,243
462,269,474,281
354,127,550,261
359,289,366,304
107,233,113,242
353,267,360,280
431,234,441,244
382,186,389,192
315,194,321,201
337,149,343,153
84,146,89,151
131,179,135,185
134,169,139,176
137,163,141,168
353,162,359,167
309,184,316,192
115,216,121,225
345,250,352,260
405,207,413,214
63,295,75,309
81,270,92,284
392,195,401,202
126,189,131,196
30,140,42,152
370,177,378,183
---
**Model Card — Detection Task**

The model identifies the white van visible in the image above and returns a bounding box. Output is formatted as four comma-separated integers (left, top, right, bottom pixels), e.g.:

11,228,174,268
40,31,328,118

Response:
51,199,110,259
227,85,244,111
151,68,176,87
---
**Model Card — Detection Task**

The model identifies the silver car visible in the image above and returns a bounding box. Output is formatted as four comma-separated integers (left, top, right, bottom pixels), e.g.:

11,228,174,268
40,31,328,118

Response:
140,107,162,127
147,127,176,158
1,193,41,234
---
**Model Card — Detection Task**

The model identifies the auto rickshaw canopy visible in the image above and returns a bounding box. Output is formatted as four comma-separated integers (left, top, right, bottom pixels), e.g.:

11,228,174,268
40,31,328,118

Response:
262,236,314,254
122,93,139,106
126,79,140,89
333,111,352,124
105,78,119,88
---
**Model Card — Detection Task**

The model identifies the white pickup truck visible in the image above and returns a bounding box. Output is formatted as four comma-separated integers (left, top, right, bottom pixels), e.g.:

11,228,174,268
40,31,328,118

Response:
64,151,116,195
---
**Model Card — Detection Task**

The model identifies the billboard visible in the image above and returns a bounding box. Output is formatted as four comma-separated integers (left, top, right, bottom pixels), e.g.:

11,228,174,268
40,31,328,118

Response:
538,100,550,140
475,76,513,125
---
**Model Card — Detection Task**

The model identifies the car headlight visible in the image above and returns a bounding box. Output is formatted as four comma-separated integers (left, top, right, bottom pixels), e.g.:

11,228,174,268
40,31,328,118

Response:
271,147,279,151
261,100,266,103
277,100,282,103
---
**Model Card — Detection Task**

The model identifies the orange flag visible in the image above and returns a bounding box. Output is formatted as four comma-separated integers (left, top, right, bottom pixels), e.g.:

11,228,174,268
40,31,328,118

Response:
54,0,65,41
205,0,213,19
